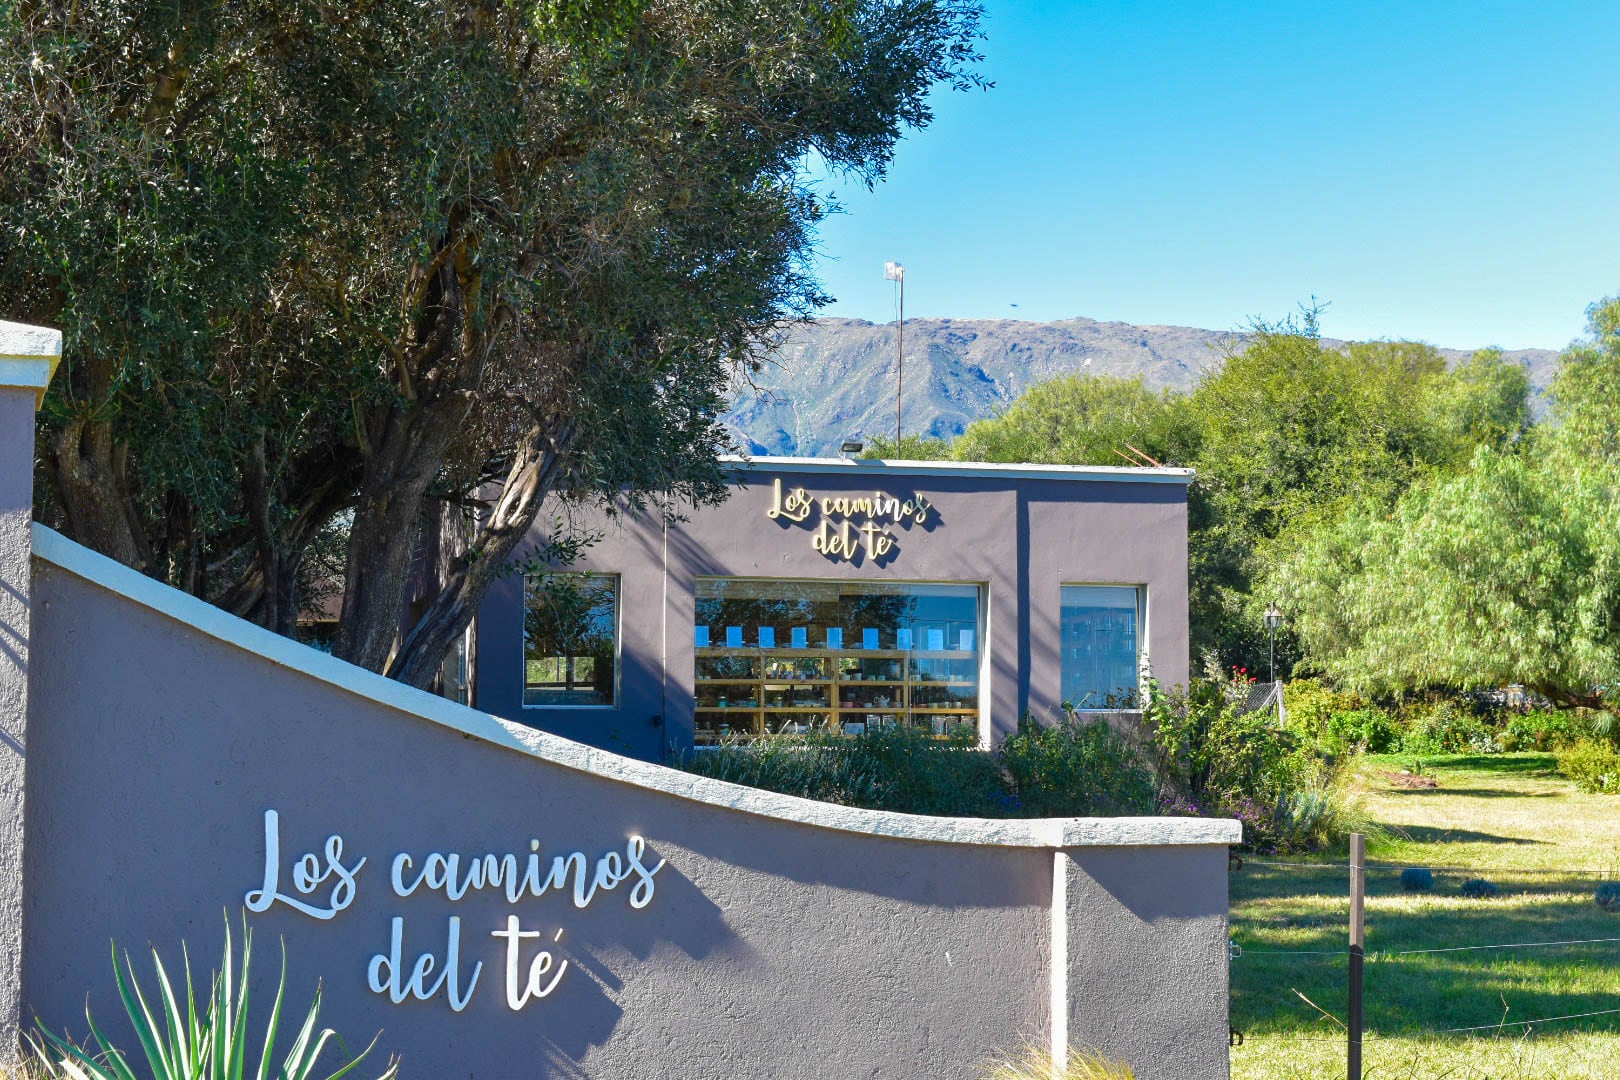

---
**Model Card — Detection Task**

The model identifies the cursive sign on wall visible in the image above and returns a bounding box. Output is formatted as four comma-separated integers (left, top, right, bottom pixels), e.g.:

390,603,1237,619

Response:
243,809,664,1012
764,477,934,562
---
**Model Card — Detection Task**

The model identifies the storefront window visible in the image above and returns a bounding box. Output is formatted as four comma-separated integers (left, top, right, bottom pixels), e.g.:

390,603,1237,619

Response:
1060,585,1143,709
524,573,619,707
693,578,982,743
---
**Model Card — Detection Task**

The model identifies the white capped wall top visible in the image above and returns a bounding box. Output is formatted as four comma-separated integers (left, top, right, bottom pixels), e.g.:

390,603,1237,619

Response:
0,320,63,407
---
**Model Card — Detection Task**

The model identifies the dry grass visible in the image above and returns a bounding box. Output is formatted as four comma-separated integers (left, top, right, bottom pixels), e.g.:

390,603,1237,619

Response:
984,1044,1136,1080
1232,1030,1620,1079
1231,754,1620,1079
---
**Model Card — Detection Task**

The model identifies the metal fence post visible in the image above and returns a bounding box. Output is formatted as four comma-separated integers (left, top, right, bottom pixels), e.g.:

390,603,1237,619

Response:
1348,832,1365,1080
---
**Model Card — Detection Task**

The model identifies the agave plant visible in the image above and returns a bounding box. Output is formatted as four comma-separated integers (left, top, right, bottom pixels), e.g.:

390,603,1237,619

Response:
29,921,396,1080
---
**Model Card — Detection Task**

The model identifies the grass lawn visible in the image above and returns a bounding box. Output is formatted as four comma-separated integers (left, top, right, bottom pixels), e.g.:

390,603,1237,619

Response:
1230,753,1620,1079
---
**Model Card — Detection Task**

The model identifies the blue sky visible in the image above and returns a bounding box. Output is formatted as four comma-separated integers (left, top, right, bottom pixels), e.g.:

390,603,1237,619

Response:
809,1,1620,351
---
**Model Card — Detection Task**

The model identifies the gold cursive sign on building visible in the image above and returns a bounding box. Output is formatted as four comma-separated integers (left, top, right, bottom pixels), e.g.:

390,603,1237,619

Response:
764,477,934,562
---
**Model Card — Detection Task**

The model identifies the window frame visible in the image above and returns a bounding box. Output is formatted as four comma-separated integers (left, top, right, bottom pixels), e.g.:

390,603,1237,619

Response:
1058,582,1147,712
520,570,623,710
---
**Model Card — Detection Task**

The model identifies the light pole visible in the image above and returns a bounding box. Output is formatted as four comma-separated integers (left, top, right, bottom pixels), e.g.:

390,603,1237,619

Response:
884,261,905,453
1264,603,1283,685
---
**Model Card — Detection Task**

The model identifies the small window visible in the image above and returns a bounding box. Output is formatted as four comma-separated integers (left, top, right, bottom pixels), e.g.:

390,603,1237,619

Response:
1060,585,1143,709
524,572,619,707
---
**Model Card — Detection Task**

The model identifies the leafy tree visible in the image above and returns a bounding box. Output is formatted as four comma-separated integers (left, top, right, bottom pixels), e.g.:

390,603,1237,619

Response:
2,0,987,685
1191,308,1530,670
1271,299,1620,717
951,373,1196,468
859,433,954,459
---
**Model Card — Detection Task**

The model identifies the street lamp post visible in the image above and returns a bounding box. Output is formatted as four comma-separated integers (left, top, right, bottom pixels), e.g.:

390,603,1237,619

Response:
884,261,905,453
1264,603,1283,685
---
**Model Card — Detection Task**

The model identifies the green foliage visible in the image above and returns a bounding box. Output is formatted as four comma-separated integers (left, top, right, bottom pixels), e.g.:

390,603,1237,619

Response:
945,305,1532,673
952,373,1196,468
859,433,955,460
1396,700,1495,756
1328,708,1400,754
1284,678,1398,752
679,726,1007,817
1144,679,1300,809
29,922,394,1080
1188,308,1530,669
1557,741,1620,794
680,712,1155,818
1498,710,1577,752
1282,678,1363,737
1273,444,1620,714
1000,713,1157,816
1271,299,1620,720
2,0,989,679
1142,677,1356,852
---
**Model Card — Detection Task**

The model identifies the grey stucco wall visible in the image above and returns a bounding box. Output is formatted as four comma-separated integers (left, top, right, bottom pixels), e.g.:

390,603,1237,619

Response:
0,387,36,1052
478,464,1191,759
18,546,1232,1079
0,321,61,1053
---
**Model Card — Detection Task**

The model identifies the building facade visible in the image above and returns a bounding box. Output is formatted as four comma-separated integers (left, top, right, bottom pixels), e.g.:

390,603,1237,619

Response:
473,457,1193,760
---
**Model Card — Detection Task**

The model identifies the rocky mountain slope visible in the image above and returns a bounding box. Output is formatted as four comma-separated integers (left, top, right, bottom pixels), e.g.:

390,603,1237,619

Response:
724,316,1560,457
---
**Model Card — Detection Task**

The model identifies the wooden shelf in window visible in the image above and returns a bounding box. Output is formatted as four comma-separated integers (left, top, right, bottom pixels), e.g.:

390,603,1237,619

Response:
693,642,982,740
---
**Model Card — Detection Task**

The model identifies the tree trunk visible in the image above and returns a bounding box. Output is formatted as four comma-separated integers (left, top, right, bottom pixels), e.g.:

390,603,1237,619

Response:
333,396,474,672
387,421,575,689
45,413,152,572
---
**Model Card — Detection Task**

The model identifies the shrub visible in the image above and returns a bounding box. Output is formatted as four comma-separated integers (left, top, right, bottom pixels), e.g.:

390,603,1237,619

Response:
1400,867,1435,892
29,922,395,1080
1323,707,1399,754
1001,713,1157,816
680,726,1007,817
1557,740,1620,794
1266,772,1371,854
1283,678,1363,739
1399,700,1495,755
1143,679,1356,853
1460,878,1499,899
1595,882,1620,912
1498,709,1576,751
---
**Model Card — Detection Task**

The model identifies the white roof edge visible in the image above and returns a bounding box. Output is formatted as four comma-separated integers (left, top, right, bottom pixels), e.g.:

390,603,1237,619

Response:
30,523,1238,849
721,455,1195,485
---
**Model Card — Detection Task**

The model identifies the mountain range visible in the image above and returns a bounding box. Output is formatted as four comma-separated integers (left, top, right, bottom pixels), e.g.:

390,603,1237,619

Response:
723,316,1560,458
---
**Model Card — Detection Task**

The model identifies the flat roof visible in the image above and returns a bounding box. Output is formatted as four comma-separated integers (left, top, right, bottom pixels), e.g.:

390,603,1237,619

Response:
722,455,1195,485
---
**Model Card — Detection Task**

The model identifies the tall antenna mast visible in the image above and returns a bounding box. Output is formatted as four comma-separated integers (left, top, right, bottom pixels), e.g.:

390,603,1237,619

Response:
884,261,905,454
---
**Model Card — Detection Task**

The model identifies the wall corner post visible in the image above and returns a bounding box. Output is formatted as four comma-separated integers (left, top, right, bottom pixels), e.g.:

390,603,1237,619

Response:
0,320,61,1058
1053,840,1233,1080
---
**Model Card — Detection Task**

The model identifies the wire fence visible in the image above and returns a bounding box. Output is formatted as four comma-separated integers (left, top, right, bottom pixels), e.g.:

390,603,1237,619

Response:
1228,847,1620,1073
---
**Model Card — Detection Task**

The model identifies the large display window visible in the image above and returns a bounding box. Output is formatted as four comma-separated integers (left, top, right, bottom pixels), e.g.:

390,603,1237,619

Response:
693,578,983,743
1060,584,1144,709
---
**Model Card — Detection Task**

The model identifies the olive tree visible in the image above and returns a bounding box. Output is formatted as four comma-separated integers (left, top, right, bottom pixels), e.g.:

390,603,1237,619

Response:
1,0,986,685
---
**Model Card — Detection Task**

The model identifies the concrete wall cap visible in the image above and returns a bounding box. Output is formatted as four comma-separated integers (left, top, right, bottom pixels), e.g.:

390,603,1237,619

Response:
31,523,1239,849
0,320,63,406
721,455,1195,485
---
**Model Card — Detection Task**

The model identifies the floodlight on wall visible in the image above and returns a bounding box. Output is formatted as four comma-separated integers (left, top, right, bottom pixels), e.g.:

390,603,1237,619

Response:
840,440,864,457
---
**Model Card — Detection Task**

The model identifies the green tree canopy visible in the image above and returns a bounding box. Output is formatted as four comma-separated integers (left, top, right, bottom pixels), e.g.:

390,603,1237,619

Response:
2,0,986,685
951,373,1196,468
1270,299,1620,714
